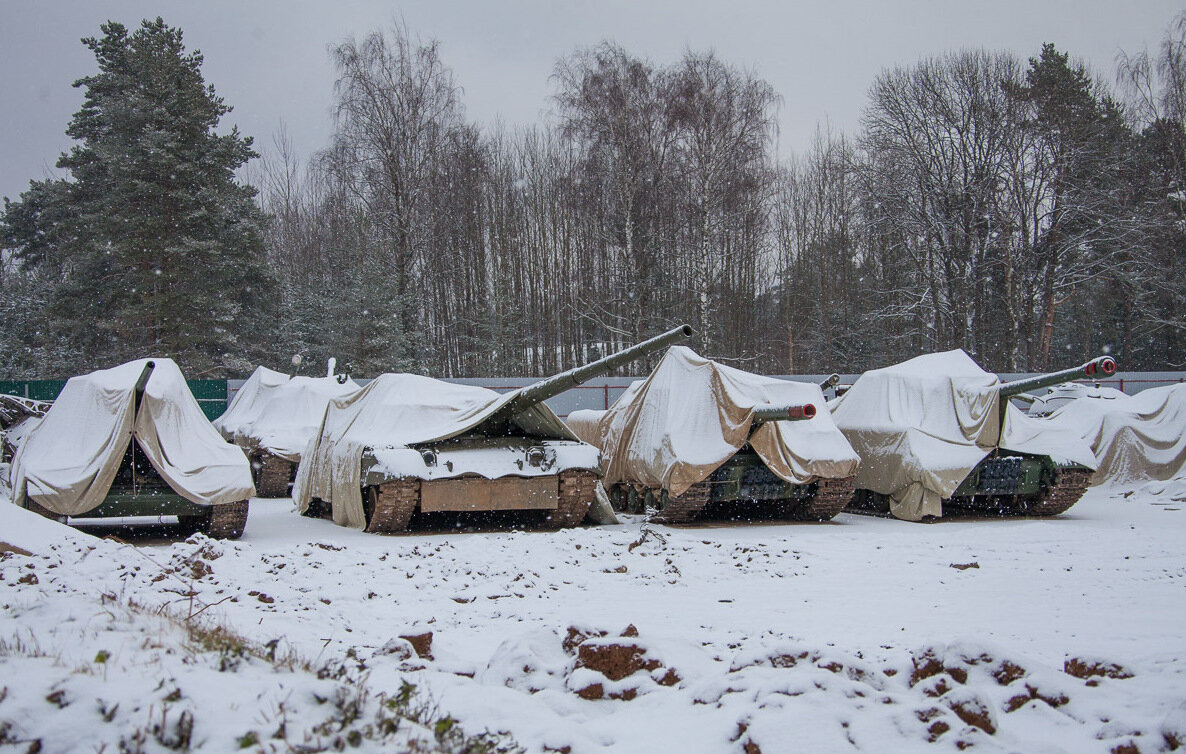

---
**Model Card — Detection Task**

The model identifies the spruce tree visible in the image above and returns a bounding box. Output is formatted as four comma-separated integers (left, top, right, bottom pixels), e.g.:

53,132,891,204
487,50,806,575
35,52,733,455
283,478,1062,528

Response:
1,18,273,375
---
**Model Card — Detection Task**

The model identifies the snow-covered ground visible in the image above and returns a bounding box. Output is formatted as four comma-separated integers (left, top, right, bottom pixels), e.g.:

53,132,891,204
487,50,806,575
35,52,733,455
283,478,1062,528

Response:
3,484,1186,753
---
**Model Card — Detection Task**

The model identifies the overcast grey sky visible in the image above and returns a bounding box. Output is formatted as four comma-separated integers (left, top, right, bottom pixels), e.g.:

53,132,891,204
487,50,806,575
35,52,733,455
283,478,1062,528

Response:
1,0,1182,202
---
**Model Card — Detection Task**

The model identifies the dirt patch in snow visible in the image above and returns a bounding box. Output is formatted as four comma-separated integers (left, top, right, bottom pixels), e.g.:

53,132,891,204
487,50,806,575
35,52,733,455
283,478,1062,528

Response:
1065,657,1134,680
400,631,434,660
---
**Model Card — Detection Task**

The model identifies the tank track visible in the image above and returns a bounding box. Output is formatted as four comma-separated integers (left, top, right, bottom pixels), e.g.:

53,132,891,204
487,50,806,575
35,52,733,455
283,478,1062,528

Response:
177,501,250,539
650,482,712,525
945,467,1093,518
255,454,293,498
784,476,855,521
1019,467,1092,516
543,470,597,528
842,489,893,517
363,479,420,534
202,501,250,539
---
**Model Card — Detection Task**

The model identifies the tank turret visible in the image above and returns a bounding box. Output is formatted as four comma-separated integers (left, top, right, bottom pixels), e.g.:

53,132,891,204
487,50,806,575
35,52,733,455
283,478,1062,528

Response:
750,403,816,423
998,357,1115,400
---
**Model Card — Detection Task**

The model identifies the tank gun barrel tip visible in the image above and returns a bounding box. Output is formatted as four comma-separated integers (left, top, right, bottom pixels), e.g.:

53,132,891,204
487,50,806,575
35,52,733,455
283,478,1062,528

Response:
790,404,817,420
1087,356,1117,377
752,402,816,423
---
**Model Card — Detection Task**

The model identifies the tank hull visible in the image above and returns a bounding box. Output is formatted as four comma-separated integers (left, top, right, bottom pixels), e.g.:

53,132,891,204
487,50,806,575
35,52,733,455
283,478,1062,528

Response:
308,438,601,532
610,450,853,525
846,452,1091,520
352,469,598,534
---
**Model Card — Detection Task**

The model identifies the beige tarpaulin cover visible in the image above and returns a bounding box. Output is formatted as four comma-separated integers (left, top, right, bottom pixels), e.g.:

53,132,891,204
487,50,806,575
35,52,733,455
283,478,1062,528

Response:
1039,383,1186,486
574,347,860,496
9,358,255,516
565,408,610,448
829,350,1096,520
293,374,580,529
214,366,361,462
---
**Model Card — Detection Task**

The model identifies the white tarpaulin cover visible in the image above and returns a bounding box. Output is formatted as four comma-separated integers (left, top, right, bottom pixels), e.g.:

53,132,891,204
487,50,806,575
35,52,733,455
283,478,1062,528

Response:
214,366,361,462
1039,383,1186,486
293,374,584,529
574,347,860,496
9,359,255,516
1026,382,1129,417
829,350,1097,521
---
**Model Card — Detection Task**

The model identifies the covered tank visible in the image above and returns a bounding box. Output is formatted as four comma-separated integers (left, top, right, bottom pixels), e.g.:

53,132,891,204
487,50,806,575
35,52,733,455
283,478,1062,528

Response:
294,325,694,532
10,359,256,538
215,366,360,497
568,347,861,525
1030,382,1186,487
831,350,1113,521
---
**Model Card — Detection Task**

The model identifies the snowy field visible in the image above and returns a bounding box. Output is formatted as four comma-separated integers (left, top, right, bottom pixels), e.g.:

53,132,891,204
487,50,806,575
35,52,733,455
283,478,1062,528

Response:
3,484,1186,753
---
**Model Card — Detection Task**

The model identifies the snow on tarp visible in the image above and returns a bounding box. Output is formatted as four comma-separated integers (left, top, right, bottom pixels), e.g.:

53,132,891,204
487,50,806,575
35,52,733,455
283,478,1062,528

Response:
8,358,255,516
293,374,582,529
214,366,361,462
1026,382,1128,417
829,349,1096,521
577,346,860,496
1040,383,1186,486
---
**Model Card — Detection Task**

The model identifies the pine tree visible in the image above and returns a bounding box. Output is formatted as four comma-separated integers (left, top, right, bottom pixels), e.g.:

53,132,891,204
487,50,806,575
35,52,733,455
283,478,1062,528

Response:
0,18,273,375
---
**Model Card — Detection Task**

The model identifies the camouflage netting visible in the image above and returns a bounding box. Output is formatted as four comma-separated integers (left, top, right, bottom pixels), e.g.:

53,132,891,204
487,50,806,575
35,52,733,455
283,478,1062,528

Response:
10,358,255,516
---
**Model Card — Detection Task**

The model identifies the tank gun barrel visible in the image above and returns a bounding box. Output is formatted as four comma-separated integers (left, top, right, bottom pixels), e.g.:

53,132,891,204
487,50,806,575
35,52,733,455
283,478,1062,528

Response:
501,325,693,416
133,361,156,417
751,403,817,423
818,373,841,391
998,356,1115,399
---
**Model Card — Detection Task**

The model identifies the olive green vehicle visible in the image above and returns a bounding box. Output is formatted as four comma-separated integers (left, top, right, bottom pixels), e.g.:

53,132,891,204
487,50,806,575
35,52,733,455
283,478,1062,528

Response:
849,356,1116,518
611,402,855,524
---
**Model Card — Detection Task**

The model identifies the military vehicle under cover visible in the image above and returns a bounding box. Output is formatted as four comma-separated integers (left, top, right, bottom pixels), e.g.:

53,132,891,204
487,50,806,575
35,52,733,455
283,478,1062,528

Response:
567,347,861,524
831,350,1114,521
294,325,693,533
215,366,360,497
1032,381,1186,487
11,359,255,538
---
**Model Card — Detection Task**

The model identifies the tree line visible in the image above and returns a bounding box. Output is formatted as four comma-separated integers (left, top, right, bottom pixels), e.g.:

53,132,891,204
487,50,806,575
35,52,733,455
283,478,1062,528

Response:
3,17,1185,379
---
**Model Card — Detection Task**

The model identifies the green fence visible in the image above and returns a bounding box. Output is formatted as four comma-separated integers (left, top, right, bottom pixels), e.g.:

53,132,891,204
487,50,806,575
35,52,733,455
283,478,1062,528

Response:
0,379,228,422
